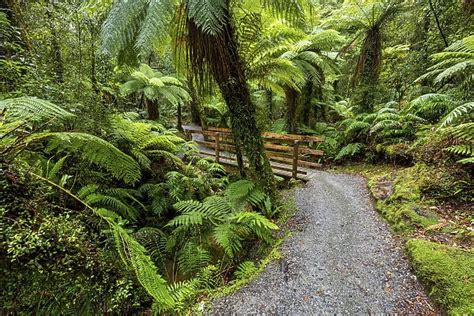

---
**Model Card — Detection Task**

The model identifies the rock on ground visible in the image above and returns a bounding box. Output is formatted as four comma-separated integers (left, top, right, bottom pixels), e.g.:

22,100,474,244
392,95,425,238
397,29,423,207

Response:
210,171,436,315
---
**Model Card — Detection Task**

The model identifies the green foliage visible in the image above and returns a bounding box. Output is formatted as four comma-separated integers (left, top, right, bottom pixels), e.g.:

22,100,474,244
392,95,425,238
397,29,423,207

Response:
169,180,278,257
45,132,142,184
234,261,258,280
407,239,474,315
335,143,364,160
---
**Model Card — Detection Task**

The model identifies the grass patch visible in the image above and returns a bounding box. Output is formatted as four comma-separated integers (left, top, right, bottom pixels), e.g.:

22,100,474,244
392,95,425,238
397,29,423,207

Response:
407,239,474,315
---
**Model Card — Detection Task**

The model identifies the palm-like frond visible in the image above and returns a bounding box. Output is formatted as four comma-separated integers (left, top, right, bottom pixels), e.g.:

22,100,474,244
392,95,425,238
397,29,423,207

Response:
335,143,364,160
121,64,190,106
168,179,277,257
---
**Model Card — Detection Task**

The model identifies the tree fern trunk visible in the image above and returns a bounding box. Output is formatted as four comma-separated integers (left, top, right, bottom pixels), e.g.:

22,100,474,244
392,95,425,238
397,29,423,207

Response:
353,27,382,113
186,6,275,195
266,90,273,119
145,98,159,120
300,82,313,126
285,87,298,133
187,78,203,126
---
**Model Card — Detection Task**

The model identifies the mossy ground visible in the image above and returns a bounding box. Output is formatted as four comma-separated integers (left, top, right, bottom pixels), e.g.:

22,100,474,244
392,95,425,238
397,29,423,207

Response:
407,239,474,315
335,163,473,313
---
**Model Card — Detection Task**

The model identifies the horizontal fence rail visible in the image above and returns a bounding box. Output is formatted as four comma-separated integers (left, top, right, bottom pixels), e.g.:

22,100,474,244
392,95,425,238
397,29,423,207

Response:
183,126,324,181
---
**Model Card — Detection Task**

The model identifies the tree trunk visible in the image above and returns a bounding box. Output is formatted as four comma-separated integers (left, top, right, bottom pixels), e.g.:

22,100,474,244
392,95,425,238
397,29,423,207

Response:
186,6,275,195
266,90,273,119
46,4,63,83
300,82,313,126
1,0,31,51
176,103,183,131
353,27,382,113
144,98,159,120
187,77,204,126
428,0,449,47
285,87,298,134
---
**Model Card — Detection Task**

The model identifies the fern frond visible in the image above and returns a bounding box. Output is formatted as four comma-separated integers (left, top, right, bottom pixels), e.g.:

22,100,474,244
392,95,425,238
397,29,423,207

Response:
0,97,75,124
178,243,211,276
445,144,473,156
232,211,278,243
186,0,226,35
212,223,243,257
35,132,142,184
439,102,474,127
335,143,364,160
234,261,258,280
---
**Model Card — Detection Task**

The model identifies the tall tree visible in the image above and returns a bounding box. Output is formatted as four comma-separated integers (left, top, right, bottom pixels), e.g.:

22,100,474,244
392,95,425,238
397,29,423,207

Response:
330,0,402,112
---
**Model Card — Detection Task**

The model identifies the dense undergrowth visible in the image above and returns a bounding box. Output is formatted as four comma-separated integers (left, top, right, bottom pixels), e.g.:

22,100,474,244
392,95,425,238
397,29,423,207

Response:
1,0,473,314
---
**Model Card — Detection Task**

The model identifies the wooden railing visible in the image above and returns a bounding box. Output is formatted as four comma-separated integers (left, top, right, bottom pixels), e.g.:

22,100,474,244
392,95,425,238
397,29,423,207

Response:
183,126,323,180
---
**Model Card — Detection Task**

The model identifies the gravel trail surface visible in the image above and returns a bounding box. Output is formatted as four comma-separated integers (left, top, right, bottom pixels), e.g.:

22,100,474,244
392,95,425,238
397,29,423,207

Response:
210,171,435,315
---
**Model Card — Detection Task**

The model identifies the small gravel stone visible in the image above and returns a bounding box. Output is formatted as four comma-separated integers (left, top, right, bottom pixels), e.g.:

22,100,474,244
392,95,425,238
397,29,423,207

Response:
209,171,436,315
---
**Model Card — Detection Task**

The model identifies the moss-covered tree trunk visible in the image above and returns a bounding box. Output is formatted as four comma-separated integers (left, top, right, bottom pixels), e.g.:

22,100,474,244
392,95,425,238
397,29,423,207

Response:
300,82,313,126
186,6,275,195
46,3,63,83
285,87,298,134
353,27,382,113
187,77,204,127
266,90,274,119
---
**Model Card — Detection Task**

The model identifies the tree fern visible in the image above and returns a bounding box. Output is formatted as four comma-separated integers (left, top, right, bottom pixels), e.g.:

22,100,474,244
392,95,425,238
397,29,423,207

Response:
417,35,474,88
406,93,456,122
168,180,278,257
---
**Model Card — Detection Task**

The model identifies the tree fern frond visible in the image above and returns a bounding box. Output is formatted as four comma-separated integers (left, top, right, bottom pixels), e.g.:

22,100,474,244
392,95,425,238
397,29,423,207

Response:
33,132,142,184
135,0,175,54
445,144,473,156
212,223,242,257
187,0,227,35
232,211,278,243
0,97,75,124
439,102,474,127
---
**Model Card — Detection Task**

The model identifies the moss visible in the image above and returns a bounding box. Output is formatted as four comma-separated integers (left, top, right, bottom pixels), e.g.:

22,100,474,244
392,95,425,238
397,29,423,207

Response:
377,201,438,232
407,239,474,315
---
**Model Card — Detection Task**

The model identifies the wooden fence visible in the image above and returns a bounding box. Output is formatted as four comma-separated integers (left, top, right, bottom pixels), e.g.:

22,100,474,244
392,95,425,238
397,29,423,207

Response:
184,126,323,181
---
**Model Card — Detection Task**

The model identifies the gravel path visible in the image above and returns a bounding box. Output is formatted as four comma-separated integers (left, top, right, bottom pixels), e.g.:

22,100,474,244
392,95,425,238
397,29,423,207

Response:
210,170,435,315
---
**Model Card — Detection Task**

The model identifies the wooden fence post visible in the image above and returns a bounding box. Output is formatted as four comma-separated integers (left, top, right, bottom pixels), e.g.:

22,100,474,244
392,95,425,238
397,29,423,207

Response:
215,132,220,163
292,140,299,179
